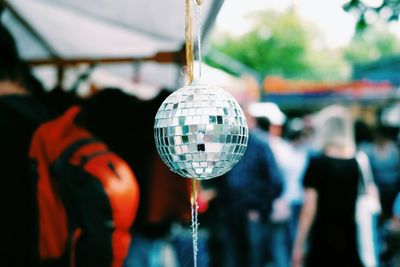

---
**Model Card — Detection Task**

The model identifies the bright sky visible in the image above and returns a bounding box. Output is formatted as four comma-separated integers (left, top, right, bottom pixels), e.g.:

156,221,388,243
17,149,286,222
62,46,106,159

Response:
215,0,358,48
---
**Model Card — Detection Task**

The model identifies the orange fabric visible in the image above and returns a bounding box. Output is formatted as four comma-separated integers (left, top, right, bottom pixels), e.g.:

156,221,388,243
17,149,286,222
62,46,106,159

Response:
35,162,68,259
30,107,89,260
263,76,393,94
83,153,139,267
30,106,140,266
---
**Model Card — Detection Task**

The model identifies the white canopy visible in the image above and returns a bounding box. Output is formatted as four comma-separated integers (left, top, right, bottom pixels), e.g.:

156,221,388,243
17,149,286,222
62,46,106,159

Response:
2,0,223,64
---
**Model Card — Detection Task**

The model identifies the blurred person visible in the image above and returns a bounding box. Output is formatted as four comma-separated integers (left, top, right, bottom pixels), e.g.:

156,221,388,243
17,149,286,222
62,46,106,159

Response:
293,105,364,267
0,23,49,266
373,124,400,266
358,124,399,266
30,103,140,267
206,100,283,267
390,193,400,239
382,192,400,267
360,125,400,221
354,119,373,148
393,193,400,227
31,85,191,267
257,115,311,267
252,104,292,267
282,118,310,253
78,89,192,267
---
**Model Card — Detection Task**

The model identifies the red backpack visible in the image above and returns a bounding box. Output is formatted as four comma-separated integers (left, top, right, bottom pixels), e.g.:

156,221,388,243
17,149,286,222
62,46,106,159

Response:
30,106,140,267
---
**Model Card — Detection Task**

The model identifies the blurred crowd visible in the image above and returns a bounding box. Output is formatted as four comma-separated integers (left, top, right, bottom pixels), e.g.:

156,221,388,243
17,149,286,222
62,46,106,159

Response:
1,21,400,267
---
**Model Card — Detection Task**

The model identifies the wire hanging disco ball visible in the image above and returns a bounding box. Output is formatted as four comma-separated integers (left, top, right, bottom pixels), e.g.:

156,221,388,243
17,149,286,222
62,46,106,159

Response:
154,83,248,180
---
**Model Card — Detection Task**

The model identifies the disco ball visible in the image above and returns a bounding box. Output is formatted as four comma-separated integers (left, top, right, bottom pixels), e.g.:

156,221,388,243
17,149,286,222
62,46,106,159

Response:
154,83,248,180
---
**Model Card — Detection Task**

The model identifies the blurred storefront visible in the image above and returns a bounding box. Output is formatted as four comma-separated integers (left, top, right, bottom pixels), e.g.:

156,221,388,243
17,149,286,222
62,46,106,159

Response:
262,75,399,125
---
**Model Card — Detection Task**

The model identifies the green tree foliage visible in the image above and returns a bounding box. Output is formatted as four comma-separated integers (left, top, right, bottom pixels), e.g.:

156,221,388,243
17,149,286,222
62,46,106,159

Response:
207,9,349,81
344,25,400,63
207,7,400,82
343,0,400,31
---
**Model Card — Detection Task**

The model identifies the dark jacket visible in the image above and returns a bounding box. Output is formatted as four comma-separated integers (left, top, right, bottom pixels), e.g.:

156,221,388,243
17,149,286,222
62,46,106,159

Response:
216,129,283,220
0,95,49,267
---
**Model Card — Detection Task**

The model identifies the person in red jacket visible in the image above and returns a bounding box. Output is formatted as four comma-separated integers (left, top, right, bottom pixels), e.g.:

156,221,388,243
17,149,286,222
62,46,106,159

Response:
30,106,140,267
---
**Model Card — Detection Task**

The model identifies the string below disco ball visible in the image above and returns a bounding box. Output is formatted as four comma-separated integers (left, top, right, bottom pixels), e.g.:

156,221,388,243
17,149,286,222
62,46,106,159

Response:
154,0,249,266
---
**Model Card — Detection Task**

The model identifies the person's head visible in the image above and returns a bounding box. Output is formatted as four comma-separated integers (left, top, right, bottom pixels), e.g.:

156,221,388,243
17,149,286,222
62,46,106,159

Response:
0,23,45,96
285,117,305,142
0,23,23,84
312,105,355,154
354,119,373,145
256,116,271,132
248,102,286,134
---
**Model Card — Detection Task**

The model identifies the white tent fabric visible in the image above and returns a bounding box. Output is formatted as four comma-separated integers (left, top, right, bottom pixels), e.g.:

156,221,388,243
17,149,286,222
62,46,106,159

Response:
48,0,204,42
2,0,221,62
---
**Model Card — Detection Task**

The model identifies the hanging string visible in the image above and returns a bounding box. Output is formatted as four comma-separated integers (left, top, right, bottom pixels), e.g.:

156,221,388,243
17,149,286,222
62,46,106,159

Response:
187,1,203,266
195,0,203,80
190,179,200,267
191,179,200,214
185,0,195,84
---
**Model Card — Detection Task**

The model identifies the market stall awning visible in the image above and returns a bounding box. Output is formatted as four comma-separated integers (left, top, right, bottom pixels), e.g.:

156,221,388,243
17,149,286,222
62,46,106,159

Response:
1,0,223,65
262,76,395,108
